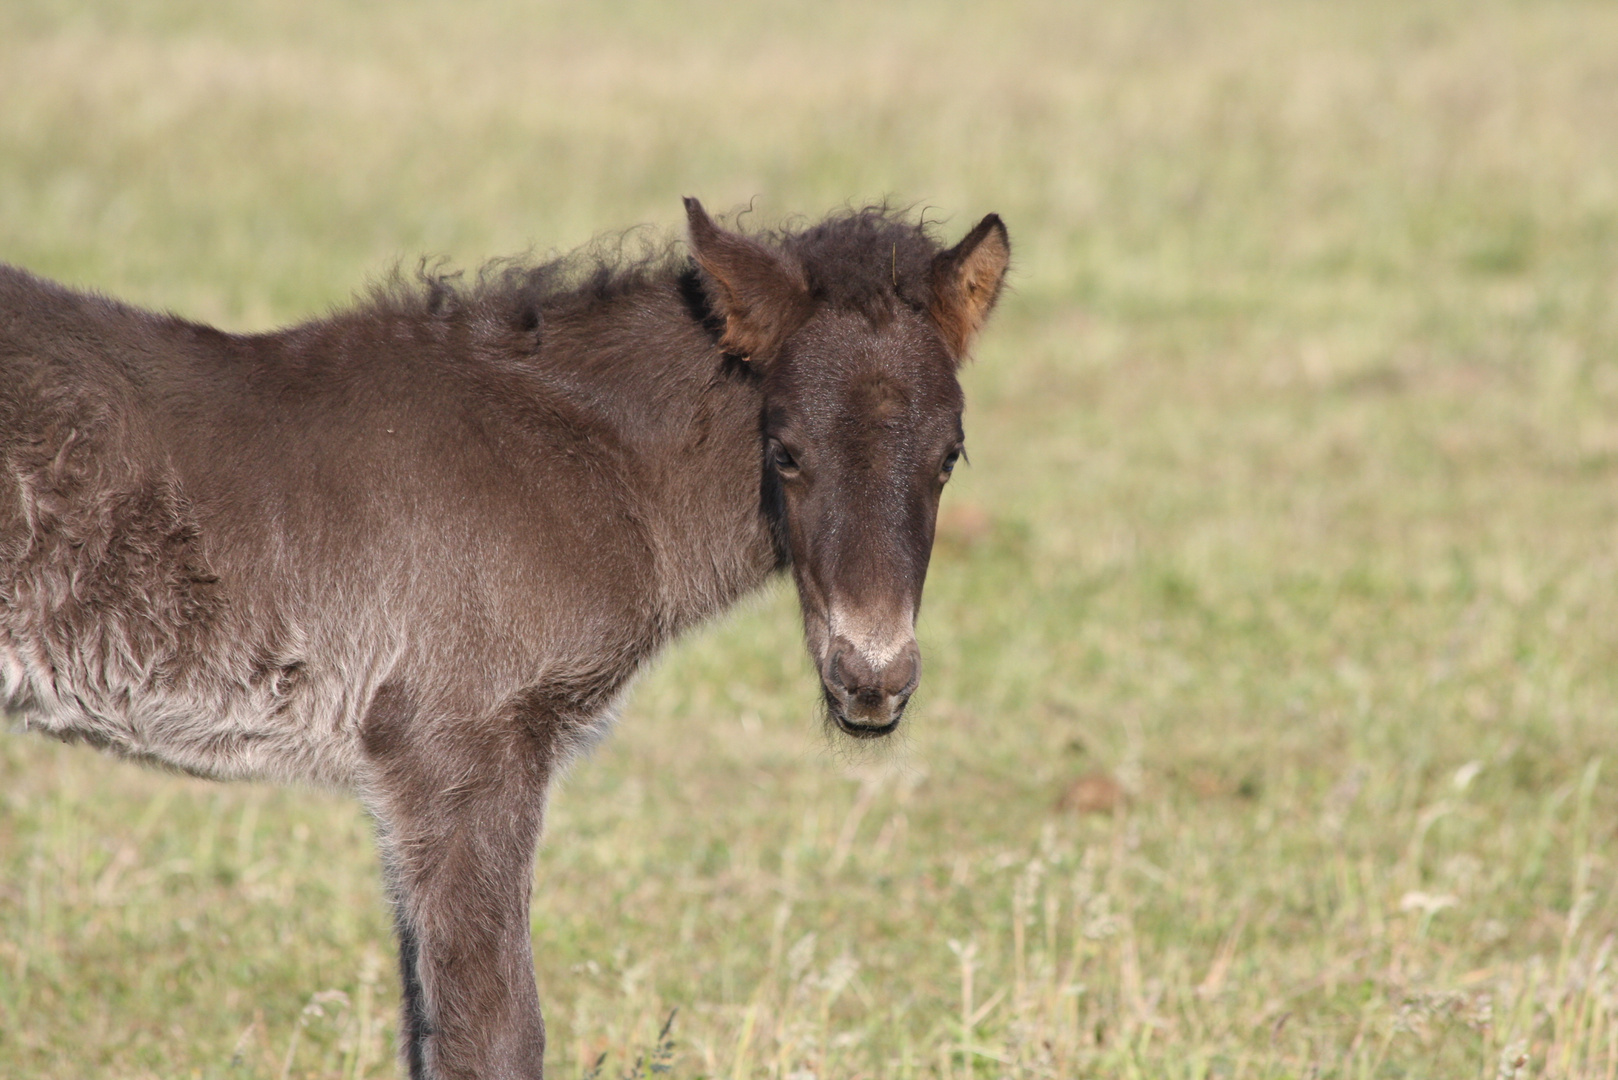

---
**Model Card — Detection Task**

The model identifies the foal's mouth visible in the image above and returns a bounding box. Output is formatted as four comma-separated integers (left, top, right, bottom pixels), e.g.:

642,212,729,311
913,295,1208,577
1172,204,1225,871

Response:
822,686,907,739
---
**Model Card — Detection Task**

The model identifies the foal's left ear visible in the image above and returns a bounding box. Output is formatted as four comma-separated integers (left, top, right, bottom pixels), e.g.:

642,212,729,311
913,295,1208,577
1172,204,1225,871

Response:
929,214,1010,360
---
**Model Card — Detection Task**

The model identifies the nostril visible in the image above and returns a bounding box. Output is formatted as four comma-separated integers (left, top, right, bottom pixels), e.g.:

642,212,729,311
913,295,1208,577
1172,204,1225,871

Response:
828,643,882,695
885,648,921,697
829,650,852,693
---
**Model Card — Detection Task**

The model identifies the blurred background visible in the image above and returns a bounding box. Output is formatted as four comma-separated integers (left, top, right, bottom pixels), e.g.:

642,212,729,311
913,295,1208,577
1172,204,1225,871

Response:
4,1,1618,1076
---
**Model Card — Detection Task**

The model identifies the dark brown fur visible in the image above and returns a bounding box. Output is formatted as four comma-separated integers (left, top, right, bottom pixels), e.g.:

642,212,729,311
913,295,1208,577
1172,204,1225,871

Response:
0,200,1009,1079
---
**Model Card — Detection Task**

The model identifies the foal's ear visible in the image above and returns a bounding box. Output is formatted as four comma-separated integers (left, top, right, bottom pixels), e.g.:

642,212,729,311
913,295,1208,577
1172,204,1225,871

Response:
684,197,813,364
929,213,1010,360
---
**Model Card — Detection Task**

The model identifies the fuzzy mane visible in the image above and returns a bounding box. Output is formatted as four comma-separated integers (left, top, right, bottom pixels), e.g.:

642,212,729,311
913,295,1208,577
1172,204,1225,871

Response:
362,205,949,336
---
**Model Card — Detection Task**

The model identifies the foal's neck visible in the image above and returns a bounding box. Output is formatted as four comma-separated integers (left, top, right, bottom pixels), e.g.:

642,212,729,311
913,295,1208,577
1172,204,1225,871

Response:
548,272,782,636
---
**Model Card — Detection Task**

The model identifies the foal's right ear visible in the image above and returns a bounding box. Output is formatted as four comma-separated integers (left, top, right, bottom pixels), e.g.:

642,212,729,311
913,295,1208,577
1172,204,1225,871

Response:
684,198,813,364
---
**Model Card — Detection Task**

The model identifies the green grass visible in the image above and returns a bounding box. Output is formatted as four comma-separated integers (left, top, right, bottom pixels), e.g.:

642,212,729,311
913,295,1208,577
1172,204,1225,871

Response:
6,0,1618,1076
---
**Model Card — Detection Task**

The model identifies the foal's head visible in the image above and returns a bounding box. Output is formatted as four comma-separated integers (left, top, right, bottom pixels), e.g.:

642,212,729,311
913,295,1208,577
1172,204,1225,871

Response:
685,199,1010,738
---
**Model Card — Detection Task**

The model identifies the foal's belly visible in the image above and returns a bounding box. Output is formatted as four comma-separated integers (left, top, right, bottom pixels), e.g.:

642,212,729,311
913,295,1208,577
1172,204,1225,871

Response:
2,626,369,788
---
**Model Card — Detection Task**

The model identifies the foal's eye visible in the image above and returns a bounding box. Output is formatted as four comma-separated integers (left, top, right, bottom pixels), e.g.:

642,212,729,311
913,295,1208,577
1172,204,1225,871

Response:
940,449,962,478
771,443,800,474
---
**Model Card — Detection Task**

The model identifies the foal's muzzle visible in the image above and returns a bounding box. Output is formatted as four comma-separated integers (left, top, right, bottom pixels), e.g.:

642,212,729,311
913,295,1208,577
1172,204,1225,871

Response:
821,636,921,738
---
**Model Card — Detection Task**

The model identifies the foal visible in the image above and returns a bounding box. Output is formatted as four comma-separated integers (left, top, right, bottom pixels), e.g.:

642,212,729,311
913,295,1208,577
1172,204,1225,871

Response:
0,198,1010,1078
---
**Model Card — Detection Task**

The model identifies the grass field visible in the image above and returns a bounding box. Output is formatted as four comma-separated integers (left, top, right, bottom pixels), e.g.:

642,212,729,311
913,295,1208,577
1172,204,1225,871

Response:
5,1,1618,1076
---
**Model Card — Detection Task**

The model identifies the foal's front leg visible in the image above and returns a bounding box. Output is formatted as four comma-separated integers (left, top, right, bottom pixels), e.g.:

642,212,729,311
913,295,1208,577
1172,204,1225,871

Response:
365,703,553,1080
